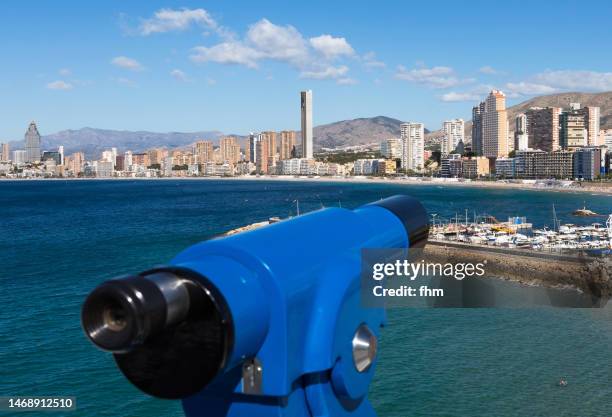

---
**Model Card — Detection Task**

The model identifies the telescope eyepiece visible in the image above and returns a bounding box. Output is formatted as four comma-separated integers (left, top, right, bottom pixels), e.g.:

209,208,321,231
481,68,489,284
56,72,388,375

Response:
81,275,170,352
82,268,233,399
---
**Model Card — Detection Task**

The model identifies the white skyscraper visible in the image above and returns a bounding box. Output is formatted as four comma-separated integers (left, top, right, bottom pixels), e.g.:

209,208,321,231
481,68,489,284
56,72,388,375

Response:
24,121,41,162
442,119,465,154
58,145,64,165
301,90,313,159
400,122,425,172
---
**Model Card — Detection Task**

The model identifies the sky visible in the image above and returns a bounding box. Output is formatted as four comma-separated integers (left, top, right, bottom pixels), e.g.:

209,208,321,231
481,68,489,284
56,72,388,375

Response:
1,0,611,140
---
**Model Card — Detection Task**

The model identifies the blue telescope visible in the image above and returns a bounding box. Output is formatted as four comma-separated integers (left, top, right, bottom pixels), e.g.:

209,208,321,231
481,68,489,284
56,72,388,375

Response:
81,195,428,417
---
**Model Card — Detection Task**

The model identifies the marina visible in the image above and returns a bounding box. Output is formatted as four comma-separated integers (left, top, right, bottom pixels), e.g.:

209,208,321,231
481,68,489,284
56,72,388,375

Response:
429,210,612,255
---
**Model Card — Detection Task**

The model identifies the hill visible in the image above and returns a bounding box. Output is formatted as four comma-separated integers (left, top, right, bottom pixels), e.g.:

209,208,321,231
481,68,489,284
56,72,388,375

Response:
9,127,225,159
429,91,612,142
313,116,429,149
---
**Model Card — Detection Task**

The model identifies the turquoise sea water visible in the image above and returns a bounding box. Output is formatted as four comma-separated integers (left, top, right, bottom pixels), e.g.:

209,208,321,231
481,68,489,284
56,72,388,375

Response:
1,179,611,417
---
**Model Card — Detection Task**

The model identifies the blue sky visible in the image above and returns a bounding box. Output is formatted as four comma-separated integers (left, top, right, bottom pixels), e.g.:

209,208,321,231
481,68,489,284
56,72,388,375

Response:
1,0,611,139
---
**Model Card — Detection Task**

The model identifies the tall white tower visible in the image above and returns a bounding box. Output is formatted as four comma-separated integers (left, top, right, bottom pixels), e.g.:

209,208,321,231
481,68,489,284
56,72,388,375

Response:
400,122,425,172
301,90,313,159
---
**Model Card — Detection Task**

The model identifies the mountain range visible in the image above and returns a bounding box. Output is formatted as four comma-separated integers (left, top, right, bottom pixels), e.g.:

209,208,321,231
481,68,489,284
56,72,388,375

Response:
6,91,612,158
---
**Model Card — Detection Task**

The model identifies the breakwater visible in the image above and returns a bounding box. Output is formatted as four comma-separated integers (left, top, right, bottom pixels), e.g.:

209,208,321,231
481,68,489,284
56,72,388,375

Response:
424,241,612,299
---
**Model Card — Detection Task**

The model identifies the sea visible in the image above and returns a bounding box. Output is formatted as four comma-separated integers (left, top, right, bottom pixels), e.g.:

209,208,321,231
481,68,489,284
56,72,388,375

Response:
1,179,611,417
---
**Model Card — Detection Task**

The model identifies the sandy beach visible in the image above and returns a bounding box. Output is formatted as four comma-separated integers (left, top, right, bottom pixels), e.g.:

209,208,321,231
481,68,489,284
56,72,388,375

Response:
3,175,612,195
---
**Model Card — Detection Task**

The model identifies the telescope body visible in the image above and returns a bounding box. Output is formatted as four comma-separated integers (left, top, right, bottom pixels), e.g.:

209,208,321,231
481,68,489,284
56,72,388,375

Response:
81,195,428,417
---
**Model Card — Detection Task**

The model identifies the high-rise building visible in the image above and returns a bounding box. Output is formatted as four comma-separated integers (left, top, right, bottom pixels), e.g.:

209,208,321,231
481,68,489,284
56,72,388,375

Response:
442,119,464,154
301,90,313,159
400,122,425,171
220,137,241,164
280,131,297,160
380,138,401,159
559,104,601,149
58,145,64,166
260,132,277,159
482,90,508,158
471,102,485,156
25,121,41,162
248,133,259,164
0,143,9,161
13,150,26,165
194,140,214,163
526,107,561,151
585,106,601,146
573,147,601,180
124,151,133,168
256,137,269,174
514,113,528,151
560,108,587,149
69,152,84,174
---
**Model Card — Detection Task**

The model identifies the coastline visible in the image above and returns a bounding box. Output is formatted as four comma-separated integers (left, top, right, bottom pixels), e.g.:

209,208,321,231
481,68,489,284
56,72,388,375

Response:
3,175,612,195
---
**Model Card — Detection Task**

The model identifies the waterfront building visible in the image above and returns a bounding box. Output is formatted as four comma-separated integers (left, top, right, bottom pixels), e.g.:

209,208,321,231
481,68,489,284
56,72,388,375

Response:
514,149,574,179
482,90,509,158
247,133,259,163
13,150,26,165
220,137,241,164
442,119,465,155
526,107,561,151
462,157,490,178
260,132,277,159
471,102,485,156
494,157,516,178
301,90,313,159
25,121,41,162
131,153,150,167
400,122,425,171
448,158,463,178
194,140,214,163
124,151,133,168
380,138,401,159
514,113,528,151
0,143,9,161
102,148,117,166
354,159,384,175
515,150,547,179
41,151,62,165
573,147,601,180
147,148,166,166
256,137,269,174
115,154,125,171
546,150,574,179
280,131,297,160
602,129,612,149
377,159,397,175
440,153,461,178
559,103,600,149
586,107,601,146
96,161,114,178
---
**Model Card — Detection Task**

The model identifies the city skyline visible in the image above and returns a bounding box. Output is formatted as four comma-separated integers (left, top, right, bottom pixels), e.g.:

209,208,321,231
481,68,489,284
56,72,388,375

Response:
1,1,612,139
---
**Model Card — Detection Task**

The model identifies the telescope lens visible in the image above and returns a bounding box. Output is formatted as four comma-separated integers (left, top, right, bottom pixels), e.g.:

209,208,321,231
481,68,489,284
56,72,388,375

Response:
82,276,167,352
103,302,127,332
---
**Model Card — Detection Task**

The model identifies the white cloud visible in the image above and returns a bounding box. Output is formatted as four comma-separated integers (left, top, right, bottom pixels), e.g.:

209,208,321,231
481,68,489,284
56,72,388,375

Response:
59,68,72,76
190,42,260,68
300,65,349,80
206,78,217,86
245,19,309,65
337,77,358,85
363,52,385,69
395,64,472,88
114,77,137,87
139,8,218,35
479,66,498,74
170,69,189,82
505,81,557,96
532,70,612,91
440,91,482,102
46,80,73,90
111,56,143,71
309,34,354,59
190,18,357,82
